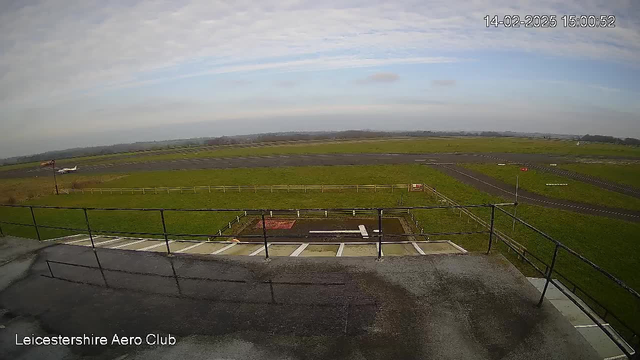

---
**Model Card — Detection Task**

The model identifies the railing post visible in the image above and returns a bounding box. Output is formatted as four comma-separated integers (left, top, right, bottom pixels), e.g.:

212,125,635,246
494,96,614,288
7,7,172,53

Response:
160,210,171,255
29,206,41,241
538,244,560,307
377,208,383,259
486,205,496,254
83,208,95,249
261,212,269,259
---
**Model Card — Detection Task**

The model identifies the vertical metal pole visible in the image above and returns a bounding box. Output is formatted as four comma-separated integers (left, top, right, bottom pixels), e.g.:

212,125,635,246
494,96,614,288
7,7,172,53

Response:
377,209,383,259
29,206,41,241
0,219,4,237
486,205,495,254
261,213,269,259
512,175,518,231
160,210,171,254
538,244,560,307
82,208,95,248
52,161,59,195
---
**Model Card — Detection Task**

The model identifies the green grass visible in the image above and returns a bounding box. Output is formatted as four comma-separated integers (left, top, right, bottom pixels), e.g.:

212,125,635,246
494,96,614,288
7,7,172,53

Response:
1,164,638,337
462,163,640,211
559,163,640,189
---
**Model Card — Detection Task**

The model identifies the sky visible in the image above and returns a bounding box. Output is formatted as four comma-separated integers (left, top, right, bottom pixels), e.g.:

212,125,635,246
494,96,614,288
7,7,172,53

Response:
1,0,639,158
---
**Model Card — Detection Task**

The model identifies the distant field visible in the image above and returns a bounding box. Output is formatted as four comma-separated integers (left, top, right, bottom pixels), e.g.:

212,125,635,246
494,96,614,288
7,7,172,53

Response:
3,137,639,172
559,163,640,189
462,163,640,211
1,163,638,336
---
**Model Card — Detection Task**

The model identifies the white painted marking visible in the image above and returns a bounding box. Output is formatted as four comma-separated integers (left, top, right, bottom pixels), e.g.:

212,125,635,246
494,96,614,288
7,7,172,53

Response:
175,242,205,253
358,225,369,239
48,234,85,242
412,242,426,255
574,324,609,328
290,243,309,257
111,239,146,249
336,243,345,257
211,243,236,255
497,163,506,166
249,244,271,256
138,241,173,251
447,241,468,254
94,238,124,246
604,355,629,360
64,237,92,245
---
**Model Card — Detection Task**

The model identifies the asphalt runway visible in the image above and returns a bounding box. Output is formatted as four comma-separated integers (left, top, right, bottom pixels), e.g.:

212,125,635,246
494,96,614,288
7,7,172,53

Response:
0,152,580,179
431,164,640,222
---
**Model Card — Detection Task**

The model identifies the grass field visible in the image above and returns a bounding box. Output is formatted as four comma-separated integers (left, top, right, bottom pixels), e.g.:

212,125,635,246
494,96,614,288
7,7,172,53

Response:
559,163,640,189
3,137,640,172
462,163,640,211
1,164,638,337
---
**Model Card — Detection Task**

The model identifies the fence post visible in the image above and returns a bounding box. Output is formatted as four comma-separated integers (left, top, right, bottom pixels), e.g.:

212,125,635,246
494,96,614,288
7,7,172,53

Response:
83,208,95,249
29,206,41,241
261,212,269,259
486,205,496,254
538,244,560,307
377,209,383,259
0,219,4,237
160,210,171,255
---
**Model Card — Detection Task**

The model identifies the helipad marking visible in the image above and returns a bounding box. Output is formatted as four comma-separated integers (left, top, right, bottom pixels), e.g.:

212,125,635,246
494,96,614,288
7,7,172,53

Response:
336,243,345,257
290,243,309,257
111,239,147,249
94,238,124,246
175,242,205,253
412,242,426,255
64,237,92,245
211,243,236,255
358,225,369,239
249,244,271,256
138,241,173,251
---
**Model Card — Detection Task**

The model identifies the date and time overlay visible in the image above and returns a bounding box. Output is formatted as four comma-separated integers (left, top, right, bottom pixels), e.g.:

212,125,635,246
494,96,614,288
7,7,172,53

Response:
484,15,616,28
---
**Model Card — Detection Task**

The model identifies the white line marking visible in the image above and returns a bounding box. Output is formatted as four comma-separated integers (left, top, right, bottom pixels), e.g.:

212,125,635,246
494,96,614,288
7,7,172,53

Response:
412,242,426,255
249,244,271,256
48,234,85,242
447,240,468,254
337,243,345,257
358,225,369,239
175,242,205,253
290,243,309,257
574,324,609,328
111,239,147,249
94,238,124,246
64,237,92,244
211,243,236,255
138,241,173,251
604,354,630,360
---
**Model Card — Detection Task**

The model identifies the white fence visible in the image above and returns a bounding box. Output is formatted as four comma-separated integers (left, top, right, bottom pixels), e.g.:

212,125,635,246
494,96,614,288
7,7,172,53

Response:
64,183,421,195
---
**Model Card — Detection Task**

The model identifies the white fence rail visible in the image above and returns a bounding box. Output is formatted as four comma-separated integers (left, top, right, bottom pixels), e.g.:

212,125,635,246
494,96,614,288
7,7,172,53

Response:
64,183,420,195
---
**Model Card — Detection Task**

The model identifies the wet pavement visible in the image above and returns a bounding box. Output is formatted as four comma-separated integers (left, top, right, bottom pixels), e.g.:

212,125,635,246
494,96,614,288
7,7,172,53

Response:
0,241,600,359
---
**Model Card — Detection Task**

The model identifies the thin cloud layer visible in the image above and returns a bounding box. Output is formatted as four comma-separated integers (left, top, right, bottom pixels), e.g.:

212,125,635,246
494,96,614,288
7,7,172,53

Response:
356,73,400,84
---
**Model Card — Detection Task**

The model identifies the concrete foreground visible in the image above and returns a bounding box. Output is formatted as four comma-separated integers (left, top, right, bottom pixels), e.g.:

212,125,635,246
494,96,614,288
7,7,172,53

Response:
0,239,600,360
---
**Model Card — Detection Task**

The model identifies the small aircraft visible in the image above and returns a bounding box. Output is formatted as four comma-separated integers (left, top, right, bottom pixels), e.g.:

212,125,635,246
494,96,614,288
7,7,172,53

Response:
57,166,78,174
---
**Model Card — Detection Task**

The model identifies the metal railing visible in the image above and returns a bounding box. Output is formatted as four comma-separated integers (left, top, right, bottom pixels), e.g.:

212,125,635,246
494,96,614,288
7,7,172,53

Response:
62,183,419,195
1,202,638,358
492,205,639,359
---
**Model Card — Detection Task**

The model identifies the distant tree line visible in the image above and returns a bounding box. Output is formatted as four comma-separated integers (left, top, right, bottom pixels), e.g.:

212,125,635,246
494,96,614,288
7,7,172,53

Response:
2,130,637,166
580,134,640,146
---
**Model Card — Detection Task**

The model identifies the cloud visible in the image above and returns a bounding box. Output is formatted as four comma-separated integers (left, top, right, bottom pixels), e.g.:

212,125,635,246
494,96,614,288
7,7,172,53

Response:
275,80,299,88
356,72,400,84
432,80,456,87
1,0,638,107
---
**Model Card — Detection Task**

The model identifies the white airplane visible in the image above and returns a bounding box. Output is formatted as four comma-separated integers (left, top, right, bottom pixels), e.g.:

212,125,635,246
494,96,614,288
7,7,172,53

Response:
57,166,78,174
